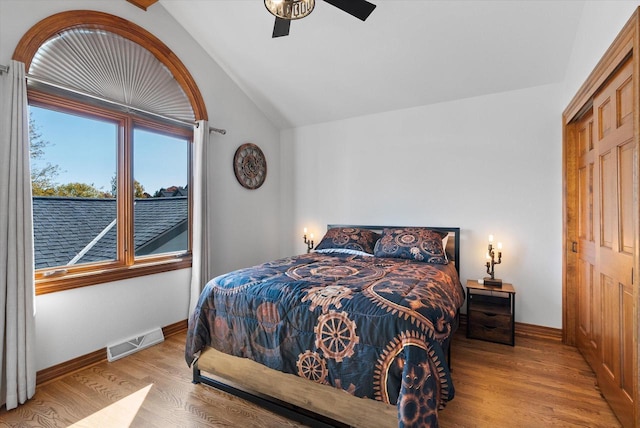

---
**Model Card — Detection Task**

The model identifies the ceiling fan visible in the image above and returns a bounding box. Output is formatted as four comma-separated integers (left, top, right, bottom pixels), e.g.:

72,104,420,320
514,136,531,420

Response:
265,0,376,38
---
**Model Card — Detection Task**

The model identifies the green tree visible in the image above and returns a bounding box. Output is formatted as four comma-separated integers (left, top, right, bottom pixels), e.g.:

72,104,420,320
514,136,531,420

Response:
54,182,106,198
111,175,147,198
134,180,146,198
29,113,61,196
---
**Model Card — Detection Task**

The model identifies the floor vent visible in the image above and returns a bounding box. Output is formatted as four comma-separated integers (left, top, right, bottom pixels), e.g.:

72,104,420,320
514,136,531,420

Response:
107,328,164,362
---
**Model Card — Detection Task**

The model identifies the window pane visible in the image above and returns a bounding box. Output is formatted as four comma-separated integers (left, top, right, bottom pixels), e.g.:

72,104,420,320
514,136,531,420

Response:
133,128,189,257
30,106,118,270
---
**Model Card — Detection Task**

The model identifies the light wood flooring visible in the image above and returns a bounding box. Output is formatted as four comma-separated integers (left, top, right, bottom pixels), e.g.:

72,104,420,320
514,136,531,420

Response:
0,330,621,427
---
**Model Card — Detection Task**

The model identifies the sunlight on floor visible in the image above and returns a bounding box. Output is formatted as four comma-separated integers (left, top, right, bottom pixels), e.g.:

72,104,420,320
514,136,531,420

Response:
68,384,153,427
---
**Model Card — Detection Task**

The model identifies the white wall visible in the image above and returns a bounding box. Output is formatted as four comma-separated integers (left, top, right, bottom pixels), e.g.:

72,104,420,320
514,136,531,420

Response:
0,0,281,370
280,1,640,330
281,83,564,328
34,270,190,371
563,1,639,105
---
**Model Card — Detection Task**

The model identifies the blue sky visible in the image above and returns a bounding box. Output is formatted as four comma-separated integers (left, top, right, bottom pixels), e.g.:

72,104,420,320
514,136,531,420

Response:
29,106,188,195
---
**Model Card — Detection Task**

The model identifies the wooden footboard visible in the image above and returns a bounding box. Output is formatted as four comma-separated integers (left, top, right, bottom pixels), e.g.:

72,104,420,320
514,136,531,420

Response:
193,347,398,428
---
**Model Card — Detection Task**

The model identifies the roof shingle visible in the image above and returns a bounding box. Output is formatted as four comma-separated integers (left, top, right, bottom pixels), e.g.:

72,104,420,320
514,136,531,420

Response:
33,196,187,269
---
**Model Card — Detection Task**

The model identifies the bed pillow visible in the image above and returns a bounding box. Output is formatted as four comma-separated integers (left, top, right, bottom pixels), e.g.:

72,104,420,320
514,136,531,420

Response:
314,227,381,255
442,233,450,262
314,248,373,257
374,227,448,264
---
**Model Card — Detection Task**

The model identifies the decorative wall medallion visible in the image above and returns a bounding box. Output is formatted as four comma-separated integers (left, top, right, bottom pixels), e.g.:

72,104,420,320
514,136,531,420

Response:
233,143,267,189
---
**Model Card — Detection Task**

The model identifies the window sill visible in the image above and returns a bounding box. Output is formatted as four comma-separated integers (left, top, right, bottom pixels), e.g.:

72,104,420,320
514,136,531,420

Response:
35,256,192,295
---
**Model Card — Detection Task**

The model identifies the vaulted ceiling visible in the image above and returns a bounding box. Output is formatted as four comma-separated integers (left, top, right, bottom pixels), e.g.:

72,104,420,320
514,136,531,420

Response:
155,0,586,129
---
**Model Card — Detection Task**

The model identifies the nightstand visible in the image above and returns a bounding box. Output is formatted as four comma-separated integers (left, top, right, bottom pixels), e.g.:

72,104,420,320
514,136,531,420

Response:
466,279,516,346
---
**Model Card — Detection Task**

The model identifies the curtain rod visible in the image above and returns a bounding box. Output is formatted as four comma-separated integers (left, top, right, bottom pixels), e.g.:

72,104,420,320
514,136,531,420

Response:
22,72,226,135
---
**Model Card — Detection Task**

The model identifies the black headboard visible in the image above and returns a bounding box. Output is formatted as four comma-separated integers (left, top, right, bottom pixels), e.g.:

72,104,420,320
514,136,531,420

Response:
327,225,461,276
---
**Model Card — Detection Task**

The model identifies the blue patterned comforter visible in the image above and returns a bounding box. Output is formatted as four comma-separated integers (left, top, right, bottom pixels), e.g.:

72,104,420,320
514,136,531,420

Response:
186,252,465,427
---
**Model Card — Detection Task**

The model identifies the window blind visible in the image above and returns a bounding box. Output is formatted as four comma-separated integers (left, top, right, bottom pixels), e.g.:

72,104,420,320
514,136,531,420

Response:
29,28,195,123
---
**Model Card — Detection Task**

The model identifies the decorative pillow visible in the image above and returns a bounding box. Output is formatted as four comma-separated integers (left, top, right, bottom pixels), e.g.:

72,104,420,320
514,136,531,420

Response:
374,228,448,264
314,227,381,255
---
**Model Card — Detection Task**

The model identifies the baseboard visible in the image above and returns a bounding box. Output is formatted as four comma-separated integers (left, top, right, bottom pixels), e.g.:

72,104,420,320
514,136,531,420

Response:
162,319,188,338
36,348,106,386
458,314,562,342
515,322,562,342
36,319,188,386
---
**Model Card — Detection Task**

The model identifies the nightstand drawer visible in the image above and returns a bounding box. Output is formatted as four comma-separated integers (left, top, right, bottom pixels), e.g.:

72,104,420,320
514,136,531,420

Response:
469,323,512,344
469,310,511,328
465,280,516,346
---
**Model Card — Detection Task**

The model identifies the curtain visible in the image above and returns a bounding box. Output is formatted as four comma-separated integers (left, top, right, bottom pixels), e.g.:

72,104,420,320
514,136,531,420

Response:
189,120,212,314
0,60,36,410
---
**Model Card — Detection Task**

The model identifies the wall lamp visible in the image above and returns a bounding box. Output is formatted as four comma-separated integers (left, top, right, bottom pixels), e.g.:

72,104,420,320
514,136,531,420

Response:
303,227,314,253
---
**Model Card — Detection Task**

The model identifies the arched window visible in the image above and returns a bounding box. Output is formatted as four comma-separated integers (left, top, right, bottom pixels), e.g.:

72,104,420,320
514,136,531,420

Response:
13,11,207,294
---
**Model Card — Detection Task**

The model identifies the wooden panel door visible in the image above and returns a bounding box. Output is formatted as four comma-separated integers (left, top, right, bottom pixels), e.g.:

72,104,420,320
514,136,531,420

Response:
591,57,635,428
576,110,599,370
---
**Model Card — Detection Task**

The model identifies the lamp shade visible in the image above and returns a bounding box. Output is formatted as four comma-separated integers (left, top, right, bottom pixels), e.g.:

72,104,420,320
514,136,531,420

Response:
265,0,315,20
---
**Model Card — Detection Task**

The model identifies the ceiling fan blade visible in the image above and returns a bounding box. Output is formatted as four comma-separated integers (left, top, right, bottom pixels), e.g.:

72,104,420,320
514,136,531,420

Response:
323,0,376,21
272,17,291,38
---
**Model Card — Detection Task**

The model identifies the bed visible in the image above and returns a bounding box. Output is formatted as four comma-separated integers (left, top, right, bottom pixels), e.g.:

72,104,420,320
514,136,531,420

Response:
186,225,465,427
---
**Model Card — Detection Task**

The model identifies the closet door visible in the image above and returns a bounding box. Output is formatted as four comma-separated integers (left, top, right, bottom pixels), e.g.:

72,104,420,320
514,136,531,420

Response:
576,110,599,370
592,57,635,428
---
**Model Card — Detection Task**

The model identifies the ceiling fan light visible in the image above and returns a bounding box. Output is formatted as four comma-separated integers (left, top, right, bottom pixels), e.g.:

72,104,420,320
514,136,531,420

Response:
265,0,315,20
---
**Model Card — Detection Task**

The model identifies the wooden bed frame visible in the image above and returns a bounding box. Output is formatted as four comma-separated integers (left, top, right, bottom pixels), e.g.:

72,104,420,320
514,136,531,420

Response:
192,226,461,427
